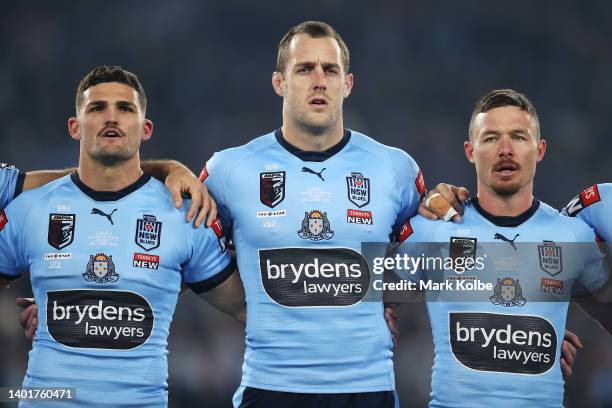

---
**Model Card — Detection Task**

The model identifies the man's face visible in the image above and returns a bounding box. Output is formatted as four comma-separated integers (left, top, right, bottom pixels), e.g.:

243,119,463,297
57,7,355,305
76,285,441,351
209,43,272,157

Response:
273,34,353,135
465,106,546,197
69,82,152,166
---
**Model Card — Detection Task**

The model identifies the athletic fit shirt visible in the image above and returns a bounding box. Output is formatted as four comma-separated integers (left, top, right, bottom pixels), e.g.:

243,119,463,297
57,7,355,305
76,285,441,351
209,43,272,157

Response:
0,173,233,408
0,163,24,209
203,129,424,397
563,183,611,242
398,199,606,408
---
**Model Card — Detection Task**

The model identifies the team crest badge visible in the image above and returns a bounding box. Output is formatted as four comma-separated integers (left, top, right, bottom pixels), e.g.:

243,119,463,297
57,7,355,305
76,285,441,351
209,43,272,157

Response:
538,240,563,276
298,210,334,241
48,214,76,250
83,253,119,283
135,214,162,251
346,172,370,208
490,277,526,307
449,237,477,260
260,171,286,208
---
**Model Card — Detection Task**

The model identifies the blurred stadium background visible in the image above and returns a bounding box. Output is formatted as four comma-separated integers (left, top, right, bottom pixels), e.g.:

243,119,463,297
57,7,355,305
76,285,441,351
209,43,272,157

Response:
1,1,611,407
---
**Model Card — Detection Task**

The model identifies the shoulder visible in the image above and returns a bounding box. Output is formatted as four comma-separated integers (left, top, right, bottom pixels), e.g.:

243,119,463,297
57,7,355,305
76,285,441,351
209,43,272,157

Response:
562,183,609,217
350,131,420,174
538,200,596,242
400,214,444,242
9,174,72,208
206,132,277,175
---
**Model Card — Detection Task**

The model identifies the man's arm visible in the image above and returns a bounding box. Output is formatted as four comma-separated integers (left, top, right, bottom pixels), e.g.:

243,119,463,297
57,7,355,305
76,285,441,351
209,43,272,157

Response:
19,160,217,227
196,269,246,324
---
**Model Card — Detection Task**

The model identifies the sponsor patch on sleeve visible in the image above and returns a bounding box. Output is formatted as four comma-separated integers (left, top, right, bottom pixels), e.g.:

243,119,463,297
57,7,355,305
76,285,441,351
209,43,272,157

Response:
396,219,413,242
564,184,601,217
199,165,209,182
0,210,7,231
415,169,426,198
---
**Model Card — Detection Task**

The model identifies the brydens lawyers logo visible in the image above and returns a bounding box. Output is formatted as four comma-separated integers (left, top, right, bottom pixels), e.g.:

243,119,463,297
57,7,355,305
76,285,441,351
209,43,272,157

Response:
47,289,154,350
298,210,334,240
260,171,286,208
48,214,75,250
133,253,160,270
346,172,370,208
135,214,162,251
259,248,369,307
449,312,556,375
83,253,119,284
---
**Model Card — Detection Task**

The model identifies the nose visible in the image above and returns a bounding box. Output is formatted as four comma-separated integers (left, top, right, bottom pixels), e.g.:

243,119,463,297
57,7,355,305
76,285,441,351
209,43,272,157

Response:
313,65,327,91
498,135,514,157
104,107,119,125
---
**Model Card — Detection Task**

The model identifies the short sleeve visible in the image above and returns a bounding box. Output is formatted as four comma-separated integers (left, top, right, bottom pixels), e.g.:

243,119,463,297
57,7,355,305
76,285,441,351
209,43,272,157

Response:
0,200,29,280
200,152,234,238
0,164,25,209
391,150,425,234
181,216,235,294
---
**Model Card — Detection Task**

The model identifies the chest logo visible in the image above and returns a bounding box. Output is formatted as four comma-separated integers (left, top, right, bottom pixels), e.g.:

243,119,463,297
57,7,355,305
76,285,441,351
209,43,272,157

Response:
83,253,119,284
346,172,370,208
538,240,563,276
490,277,526,307
135,214,162,251
48,214,76,250
298,210,334,241
302,167,326,181
91,208,117,225
494,233,519,251
260,171,286,208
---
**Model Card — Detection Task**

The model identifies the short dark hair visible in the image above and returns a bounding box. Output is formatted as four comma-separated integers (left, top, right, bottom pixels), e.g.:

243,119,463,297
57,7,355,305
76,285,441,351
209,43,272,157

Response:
469,89,540,140
75,65,147,112
276,21,350,74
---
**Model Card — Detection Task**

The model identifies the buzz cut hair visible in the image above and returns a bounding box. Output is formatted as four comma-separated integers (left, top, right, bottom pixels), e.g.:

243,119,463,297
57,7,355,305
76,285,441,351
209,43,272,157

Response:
468,89,540,140
276,21,350,75
75,65,147,112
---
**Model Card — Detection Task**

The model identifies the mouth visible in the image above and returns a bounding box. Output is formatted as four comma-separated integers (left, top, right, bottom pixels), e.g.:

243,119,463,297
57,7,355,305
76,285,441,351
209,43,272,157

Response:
98,127,124,138
493,161,519,177
308,97,328,107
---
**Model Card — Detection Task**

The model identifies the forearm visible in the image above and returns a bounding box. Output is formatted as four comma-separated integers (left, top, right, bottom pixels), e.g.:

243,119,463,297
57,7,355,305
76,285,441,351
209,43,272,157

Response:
197,269,246,324
23,169,74,191
141,160,192,182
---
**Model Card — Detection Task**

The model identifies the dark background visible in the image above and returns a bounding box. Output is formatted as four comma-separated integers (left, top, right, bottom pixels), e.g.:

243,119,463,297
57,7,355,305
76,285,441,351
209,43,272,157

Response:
0,1,611,407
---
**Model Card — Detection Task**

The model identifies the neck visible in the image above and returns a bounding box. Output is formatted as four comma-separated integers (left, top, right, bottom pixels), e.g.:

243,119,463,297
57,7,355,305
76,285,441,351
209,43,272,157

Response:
281,118,344,152
476,181,534,217
77,152,143,191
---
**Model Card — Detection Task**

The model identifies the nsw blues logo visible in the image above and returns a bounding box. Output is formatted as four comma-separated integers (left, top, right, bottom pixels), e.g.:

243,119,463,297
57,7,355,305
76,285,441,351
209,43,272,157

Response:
135,214,162,251
298,210,334,241
346,172,370,208
83,253,119,284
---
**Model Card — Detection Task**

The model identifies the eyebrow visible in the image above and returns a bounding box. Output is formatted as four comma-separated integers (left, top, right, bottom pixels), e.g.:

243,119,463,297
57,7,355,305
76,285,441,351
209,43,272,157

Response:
294,61,341,70
86,100,137,109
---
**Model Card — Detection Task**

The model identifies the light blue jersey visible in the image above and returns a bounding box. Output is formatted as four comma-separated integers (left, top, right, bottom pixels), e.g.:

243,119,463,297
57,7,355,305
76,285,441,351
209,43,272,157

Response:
203,129,424,399
0,173,233,407
399,198,606,408
563,183,612,242
0,163,24,209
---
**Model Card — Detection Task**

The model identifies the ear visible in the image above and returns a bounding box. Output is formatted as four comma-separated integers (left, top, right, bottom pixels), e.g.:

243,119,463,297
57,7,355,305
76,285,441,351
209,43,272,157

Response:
272,71,285,97
464,139,475,163
344,73,354,98
141,119,153,142
536,138,546,162
68,117,80,141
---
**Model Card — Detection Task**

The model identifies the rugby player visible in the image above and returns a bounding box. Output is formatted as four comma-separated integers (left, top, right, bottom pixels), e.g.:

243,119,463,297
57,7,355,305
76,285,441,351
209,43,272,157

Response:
398,89,609,407
202,21,426,407
0,66,244,407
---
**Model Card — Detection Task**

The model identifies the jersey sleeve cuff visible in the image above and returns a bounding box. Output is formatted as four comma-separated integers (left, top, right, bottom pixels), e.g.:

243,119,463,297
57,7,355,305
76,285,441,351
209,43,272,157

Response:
14,171,26,198
186,257,237,294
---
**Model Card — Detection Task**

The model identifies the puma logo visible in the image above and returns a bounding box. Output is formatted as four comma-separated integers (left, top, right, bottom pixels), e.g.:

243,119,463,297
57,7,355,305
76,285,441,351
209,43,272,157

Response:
494,233,520,250
302,167,326,181
91,208,118,225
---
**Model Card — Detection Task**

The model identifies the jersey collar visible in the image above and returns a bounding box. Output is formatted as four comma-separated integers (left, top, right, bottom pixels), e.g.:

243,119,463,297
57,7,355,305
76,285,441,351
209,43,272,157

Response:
71,172,151,201
274,128,351,162
471,197,540,227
